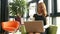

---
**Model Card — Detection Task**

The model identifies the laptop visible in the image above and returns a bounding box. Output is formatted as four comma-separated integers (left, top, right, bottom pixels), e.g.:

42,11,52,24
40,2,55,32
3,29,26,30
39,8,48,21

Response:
24,20,44,32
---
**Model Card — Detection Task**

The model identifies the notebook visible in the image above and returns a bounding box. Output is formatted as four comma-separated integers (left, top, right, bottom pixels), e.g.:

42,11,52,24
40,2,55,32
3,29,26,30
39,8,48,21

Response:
24,20,44,32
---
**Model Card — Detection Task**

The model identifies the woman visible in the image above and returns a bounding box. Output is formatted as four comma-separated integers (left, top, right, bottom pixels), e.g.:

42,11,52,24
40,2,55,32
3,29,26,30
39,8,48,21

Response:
28,2,47,34
33,2,47,25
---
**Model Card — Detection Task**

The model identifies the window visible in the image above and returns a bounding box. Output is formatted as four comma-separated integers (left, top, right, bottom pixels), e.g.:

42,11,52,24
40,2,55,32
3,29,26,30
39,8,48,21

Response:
48,0,52,14
57,0,60,13
45,0,52,25
29,3,37,16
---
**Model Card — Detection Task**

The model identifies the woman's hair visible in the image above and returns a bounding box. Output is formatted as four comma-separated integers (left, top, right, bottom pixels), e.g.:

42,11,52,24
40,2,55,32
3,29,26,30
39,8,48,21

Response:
37,2,47,16
38,2,46,9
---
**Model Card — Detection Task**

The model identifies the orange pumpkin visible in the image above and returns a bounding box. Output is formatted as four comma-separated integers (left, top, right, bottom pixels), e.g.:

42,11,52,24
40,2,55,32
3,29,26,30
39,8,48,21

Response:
2,20,20,32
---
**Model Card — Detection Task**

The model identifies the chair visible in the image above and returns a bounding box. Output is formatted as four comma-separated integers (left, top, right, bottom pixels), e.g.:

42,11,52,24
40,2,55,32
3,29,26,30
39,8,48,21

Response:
2,20,20,34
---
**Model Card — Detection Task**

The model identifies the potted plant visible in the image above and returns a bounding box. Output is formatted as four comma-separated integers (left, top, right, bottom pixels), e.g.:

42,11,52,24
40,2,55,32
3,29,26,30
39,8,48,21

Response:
9,0,28,23
9,0,28,34
9,0,27,17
